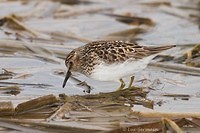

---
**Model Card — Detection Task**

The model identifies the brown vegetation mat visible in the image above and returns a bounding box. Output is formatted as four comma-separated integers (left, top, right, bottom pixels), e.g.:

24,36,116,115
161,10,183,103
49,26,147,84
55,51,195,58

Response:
0,87,199,132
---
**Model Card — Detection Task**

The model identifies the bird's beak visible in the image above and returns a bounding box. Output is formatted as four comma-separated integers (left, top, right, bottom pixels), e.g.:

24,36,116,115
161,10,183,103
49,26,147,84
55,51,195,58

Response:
62,69,71,88
62,63,72,88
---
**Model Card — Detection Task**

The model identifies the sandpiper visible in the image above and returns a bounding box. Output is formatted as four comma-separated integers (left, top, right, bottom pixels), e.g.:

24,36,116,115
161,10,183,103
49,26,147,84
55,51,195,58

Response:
62,40,175,91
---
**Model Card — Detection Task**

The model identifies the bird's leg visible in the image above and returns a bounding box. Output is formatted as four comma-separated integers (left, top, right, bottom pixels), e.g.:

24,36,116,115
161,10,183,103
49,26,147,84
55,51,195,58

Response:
128,76,135,88
116,78,126,91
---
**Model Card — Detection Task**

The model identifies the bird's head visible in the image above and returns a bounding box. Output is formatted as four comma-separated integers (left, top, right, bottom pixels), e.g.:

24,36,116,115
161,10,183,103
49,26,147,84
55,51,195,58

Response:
62,49,81,88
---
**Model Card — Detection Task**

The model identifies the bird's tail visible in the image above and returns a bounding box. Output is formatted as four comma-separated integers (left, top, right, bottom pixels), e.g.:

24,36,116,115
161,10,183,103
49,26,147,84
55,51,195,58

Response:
145,45,176,54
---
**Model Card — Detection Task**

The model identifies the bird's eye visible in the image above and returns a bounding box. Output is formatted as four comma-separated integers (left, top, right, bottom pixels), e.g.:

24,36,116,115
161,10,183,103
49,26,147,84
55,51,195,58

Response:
69,61,73,67
68,61,73,69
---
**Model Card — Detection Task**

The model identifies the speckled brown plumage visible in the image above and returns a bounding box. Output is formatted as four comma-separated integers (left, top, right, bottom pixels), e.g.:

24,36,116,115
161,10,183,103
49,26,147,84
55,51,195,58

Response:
65,40,175,76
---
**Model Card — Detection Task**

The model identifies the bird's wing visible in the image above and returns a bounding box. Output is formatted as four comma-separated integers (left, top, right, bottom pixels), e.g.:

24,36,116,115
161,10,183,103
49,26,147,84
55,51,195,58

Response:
82,41,174,64
93,41,146,63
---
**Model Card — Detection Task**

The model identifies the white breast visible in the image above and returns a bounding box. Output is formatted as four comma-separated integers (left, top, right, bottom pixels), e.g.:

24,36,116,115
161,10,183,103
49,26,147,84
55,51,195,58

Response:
90,55,156,81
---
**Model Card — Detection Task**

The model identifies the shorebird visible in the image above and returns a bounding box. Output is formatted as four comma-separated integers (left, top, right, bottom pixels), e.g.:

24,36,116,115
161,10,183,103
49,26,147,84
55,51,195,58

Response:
62,40,175,91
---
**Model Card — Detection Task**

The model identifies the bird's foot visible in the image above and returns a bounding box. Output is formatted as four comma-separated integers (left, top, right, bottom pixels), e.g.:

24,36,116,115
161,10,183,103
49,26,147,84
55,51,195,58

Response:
116,79,126,91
